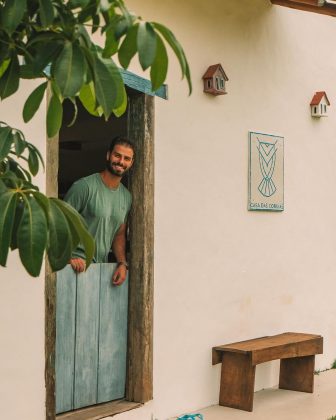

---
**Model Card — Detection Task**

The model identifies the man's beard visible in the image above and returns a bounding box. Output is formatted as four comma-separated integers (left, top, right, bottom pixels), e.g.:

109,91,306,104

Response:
106,159,129,177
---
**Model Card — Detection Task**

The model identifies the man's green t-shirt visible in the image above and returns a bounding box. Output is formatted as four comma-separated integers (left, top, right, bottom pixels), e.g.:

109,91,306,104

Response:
64,173,132,262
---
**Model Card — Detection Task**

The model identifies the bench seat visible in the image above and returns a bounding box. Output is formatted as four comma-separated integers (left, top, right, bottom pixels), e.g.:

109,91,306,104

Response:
212,332,323,412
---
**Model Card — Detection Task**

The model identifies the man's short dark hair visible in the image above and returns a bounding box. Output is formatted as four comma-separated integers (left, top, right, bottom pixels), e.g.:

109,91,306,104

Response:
108,136,135,157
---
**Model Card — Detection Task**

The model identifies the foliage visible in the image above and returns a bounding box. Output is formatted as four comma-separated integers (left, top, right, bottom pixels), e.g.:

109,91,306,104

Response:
0,122,94,276
0,0,191,277
0,0,191,136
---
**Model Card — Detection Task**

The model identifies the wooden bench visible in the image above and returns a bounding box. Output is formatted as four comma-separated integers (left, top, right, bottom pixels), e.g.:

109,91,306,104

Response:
212,332,323,412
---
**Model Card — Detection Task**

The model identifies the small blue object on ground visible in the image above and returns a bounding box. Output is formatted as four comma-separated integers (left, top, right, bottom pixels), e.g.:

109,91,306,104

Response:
177,414,204,420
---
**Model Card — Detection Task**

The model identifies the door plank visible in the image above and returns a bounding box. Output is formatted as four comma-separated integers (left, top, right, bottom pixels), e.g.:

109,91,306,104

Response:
74,264,100,409
97,263,129,403
56,265,77,414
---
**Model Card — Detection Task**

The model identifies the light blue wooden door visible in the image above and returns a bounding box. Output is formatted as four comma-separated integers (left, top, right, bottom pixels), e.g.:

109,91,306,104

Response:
55,263,128,414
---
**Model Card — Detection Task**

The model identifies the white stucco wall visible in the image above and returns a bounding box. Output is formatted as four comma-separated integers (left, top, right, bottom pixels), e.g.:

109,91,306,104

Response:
0,81,46,419
2,1,336,420
115,0,336,418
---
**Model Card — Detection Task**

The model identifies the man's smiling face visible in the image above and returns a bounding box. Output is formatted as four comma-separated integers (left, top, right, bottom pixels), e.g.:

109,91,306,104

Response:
106,144,134,177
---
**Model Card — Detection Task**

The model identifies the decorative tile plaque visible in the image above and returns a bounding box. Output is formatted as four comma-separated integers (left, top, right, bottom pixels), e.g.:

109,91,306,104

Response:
248,132,284,211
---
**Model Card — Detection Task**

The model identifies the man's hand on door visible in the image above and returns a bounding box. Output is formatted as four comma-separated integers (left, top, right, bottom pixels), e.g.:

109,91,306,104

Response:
70,258,86,272
112,265,127,286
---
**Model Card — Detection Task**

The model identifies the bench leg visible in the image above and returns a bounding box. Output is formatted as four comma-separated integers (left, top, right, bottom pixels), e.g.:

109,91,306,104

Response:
219,352,255,412
279,355,315,393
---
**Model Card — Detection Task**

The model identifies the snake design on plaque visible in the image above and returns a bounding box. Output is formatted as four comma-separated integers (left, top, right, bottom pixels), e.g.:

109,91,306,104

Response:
257,138,277,197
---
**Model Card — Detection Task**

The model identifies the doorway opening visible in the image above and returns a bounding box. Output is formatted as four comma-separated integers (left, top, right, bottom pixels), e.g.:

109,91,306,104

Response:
59,98,128,192
59,97,129,262
45,88,155,420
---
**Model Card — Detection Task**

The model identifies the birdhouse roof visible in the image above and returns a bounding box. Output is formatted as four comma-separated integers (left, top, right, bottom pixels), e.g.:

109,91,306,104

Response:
310,91,330,106
202,64,229,81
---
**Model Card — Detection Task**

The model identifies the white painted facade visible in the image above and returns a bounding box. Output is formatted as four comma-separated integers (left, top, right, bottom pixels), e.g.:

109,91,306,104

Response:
1,1,336,419
0,81,47,420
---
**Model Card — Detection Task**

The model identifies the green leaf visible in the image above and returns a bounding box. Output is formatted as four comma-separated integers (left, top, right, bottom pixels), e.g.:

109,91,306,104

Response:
0,126,12,161
2,0,27,35
77,24,92,49
78,2,98,23
0,59,10,79
39,0,55,27
150,35,168,91
28,148,39,176
103,57,125,109
47,92,63,138
115,18,129,39
32,42,62,75
50,80,62,100
0,178,7,193
103,27,119,58
69,0,90,7
92,13,100,34
152,22,186,73
116,0,133,27
0,42,10,65
17,195,48,277
0,171,20,188
0,54,20,99
47,199,73,271
0,191,17,266
112,83,127,117
92,54,117,119
23,82,48,123
63,211,80,251
13,132,26,156
137,22,157,71
79,82,102,116
21,179,38,191
27,32,62,47
10,199,24,250
152,22,192,94
185,59,192,95
28,143,45,171
66,98,78,127
20,64,44,79
54,42,86,97
32,191,50,217
118,24,138,69
51,198,94,268
7,158,31,182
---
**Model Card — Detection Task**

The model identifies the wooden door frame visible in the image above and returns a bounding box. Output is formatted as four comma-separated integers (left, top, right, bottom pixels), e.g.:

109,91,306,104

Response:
45,93,155,419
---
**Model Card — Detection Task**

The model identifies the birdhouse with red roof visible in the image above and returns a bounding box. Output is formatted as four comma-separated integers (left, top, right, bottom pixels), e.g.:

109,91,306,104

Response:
202,64,228,96
310,91,330,118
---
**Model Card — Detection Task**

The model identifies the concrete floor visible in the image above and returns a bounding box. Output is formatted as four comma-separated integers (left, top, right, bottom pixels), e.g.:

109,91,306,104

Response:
173,369,336,420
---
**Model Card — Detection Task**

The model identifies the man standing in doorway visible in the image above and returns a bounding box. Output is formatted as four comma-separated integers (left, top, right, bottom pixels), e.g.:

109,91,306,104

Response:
64,137,134,286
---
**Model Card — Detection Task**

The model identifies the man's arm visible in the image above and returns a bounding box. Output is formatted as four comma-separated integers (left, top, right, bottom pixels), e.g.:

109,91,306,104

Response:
111,223,128,286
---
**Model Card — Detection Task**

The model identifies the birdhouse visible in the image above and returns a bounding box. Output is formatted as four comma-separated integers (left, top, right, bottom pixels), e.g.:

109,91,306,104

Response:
310,91,330,117
202,64,229,96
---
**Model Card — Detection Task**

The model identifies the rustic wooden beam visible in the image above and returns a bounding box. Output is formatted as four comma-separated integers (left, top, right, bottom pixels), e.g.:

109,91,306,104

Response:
283,0,321,5
271,0,336,17
127,94,155,403
45,124,59,420
56,400,141,420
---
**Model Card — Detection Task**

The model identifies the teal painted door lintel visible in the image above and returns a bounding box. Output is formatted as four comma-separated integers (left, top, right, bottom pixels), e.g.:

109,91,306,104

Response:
121,69,168,99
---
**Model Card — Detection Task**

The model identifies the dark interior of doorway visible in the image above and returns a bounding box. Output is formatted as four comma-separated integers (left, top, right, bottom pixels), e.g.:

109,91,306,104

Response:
58,97,129,262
